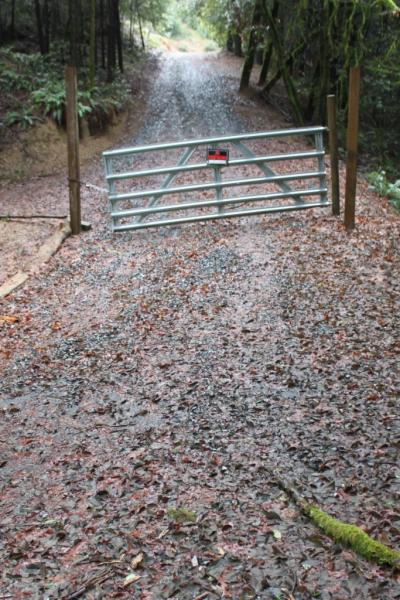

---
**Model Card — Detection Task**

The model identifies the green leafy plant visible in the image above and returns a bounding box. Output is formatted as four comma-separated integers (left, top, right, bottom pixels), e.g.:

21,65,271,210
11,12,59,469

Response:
368,169,400,211
0,49,52,93
31,82,66,124
30,82,124,125
3,109,41,128
1,48,130,134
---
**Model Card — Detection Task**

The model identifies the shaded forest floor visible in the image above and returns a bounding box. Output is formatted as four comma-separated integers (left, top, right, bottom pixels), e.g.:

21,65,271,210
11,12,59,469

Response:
0,51,399,599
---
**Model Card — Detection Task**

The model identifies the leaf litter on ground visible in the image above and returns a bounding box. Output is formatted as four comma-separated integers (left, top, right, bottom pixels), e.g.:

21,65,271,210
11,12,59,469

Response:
0,51,399,599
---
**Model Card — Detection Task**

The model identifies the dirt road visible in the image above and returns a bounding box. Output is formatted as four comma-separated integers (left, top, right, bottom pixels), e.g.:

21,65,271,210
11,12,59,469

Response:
0,51,399,599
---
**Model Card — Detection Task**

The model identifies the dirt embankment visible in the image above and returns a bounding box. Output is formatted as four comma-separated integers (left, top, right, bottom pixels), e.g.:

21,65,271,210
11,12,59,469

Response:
0,54,158,291
0,53,156,183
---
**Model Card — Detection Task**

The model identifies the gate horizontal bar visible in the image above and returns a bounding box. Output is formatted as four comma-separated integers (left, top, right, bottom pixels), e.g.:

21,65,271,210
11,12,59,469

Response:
106,150,324,181
113,200,331,231
103,127,327,159
111,188,327,219
110,171,325,203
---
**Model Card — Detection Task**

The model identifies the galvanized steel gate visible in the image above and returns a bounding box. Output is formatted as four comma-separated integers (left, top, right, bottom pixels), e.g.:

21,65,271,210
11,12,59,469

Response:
103,126,330,233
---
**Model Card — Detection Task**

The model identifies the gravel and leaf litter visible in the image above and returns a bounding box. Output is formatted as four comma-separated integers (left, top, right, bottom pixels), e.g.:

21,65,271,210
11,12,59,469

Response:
0,52,399,599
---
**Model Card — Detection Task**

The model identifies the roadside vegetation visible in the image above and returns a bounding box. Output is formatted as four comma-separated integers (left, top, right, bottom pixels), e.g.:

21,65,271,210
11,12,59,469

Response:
0,47,130,135
2,0,398,206
191,0,400,203
0,0,216,144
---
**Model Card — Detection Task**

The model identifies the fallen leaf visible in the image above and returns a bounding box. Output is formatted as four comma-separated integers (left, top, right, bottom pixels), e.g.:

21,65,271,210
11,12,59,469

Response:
131,552,144,569
123,573,141,587
0,315,20,323
191,555,199,567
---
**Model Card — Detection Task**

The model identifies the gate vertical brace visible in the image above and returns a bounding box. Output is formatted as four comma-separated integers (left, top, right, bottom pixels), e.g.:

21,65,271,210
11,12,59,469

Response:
136,146,197,224
315,131,327,204
104,156,117,230
214,166,223,213
233,141,300,201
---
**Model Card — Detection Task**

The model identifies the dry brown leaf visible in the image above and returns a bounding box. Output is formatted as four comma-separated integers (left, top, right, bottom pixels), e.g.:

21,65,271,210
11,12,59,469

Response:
130,552,144,569
0,315,20,323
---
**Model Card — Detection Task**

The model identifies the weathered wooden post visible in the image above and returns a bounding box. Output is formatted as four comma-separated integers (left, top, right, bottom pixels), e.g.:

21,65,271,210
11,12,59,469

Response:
344,66,361,231
66,65,81,235
327,94,340,216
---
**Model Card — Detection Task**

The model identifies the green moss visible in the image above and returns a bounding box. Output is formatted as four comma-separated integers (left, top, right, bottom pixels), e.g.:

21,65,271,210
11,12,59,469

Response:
308,506,400,567
167,507,197,523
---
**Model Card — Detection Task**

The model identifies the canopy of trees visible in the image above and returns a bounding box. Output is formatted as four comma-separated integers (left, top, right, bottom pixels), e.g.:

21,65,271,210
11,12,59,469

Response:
1,0,399,171
192,0,400,169
0,0,169,84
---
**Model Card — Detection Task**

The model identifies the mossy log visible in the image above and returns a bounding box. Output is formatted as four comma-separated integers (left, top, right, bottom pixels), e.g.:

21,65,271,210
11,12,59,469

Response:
307,506,400,567
268,468,400,568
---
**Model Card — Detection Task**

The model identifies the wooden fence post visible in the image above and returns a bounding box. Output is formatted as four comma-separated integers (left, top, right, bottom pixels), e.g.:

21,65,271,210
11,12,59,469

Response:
344,66,361,231
66,65,81,235
327,94,340,216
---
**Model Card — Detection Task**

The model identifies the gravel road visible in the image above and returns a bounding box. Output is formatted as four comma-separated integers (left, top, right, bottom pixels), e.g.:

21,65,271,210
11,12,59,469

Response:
0,51,399,599
133,52,246,143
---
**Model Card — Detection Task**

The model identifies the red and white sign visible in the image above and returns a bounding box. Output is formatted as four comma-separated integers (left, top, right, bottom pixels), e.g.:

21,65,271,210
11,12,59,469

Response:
207,147,229,165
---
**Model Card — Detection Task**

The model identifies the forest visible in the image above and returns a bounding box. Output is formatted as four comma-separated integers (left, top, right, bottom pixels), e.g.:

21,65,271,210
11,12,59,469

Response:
0,0,400,195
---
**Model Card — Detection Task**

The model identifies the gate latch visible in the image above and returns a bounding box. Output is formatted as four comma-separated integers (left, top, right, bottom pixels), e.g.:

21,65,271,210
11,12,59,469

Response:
207,147,229,166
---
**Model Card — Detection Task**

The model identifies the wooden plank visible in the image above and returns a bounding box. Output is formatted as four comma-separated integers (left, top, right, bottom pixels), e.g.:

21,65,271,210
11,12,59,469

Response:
344,67,361,231
327,94,340,216
0,220,71,299
65,65,81,235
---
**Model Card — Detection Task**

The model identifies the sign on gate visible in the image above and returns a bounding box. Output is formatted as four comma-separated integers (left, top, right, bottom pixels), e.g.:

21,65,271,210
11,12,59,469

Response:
103,127,331,233
207,148,229,165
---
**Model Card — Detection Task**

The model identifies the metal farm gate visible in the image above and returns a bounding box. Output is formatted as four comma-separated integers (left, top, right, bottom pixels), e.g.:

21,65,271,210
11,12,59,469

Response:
103,127,331,233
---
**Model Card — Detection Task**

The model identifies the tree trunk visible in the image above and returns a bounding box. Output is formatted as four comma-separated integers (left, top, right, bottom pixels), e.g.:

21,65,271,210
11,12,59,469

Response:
34,0,46,54
304,61,320,121
9,0,16,39
258,0,279,85
100,0,106,69
136,0,145,50
129,0,134,49
226,32,233,52
68,0,80,66
89,0,96,87
115,0,123,73
233,33,242,57
239,0,263,91
316,2,331,123
107,0,116,82
261,0,304,125
43,0,50,53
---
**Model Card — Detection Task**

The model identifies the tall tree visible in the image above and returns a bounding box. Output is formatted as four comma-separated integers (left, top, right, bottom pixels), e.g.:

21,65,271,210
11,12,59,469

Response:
68,0,80,66
239,0,263,90
89,0,96,87
106,0,116,81
257,0,278,85
115,0,123,72
34,0,46,54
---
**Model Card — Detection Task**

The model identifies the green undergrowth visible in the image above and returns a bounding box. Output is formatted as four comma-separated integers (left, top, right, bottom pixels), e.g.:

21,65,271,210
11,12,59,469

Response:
0,48,130,132
367,169,400,212
307,506,400,567
167,507,197,523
